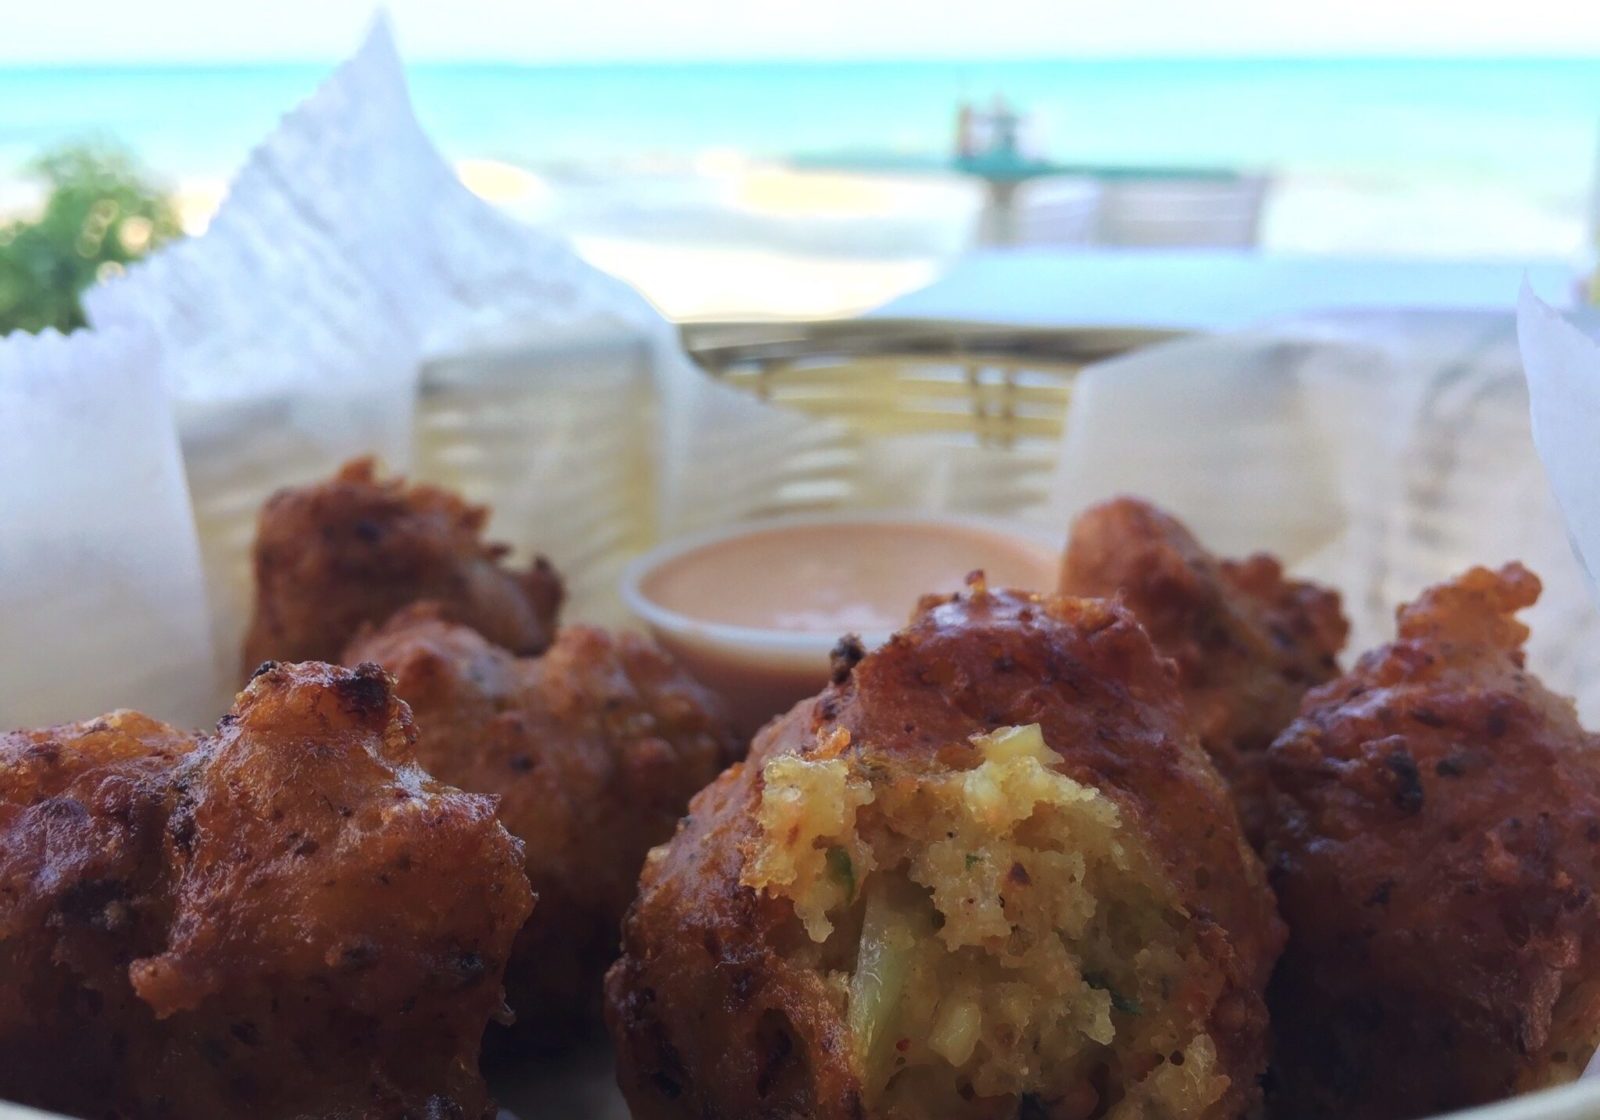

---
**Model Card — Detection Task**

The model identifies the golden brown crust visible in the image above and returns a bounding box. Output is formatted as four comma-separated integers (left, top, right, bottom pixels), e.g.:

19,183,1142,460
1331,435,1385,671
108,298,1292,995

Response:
345,604,740,1049
606,585,1283,1120
0,662,533,1120
240,457,564,679
1060,497,1348,841
1263,564,1600,1119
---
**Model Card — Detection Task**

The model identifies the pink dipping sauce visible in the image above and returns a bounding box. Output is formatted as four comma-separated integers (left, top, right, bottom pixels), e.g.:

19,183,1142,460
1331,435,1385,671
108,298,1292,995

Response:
625,517,1059,737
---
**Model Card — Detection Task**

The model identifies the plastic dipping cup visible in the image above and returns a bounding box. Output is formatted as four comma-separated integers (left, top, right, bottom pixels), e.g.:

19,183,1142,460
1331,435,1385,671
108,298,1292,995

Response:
620,513,1061,738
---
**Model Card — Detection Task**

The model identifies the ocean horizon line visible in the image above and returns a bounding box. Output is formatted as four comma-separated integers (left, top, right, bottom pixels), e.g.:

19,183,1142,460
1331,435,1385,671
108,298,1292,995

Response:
2,54,1599,73
2,53,1592,206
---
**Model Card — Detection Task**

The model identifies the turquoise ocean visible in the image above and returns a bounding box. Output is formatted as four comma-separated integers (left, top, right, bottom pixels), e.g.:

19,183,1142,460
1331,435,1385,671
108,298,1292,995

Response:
3,56,1599,313
0,58,1596,195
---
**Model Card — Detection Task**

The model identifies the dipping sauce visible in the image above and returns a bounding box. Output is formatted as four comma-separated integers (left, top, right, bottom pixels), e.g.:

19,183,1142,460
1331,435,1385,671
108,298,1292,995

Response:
623,515,1059,736
643,519,1056,634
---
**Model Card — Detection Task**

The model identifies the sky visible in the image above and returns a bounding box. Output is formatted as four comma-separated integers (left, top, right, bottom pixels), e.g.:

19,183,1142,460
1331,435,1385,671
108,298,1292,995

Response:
5,0,1600,63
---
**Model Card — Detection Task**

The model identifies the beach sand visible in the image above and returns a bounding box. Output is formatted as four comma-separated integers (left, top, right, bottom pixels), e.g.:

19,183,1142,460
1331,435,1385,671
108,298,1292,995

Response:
145,157,1595,320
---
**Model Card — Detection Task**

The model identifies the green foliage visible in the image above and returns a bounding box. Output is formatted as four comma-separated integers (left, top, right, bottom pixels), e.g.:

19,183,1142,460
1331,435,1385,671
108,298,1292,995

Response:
0,141,181,335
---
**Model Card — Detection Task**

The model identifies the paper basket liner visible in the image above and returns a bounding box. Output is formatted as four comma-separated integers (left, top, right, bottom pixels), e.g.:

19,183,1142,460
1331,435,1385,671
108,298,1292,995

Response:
0,325,216,728
81,17,854,703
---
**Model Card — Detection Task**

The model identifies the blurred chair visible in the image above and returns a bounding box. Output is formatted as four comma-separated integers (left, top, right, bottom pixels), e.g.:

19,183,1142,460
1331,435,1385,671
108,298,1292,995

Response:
1093,174,1270,248
994,176,1101,248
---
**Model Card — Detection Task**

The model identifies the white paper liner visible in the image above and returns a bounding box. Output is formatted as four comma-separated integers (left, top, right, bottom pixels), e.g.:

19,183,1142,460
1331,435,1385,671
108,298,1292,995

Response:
0,326,216,728
1518,287,1600,603
1049,310,1600,724
1050,331,1381,564
82,17,853,673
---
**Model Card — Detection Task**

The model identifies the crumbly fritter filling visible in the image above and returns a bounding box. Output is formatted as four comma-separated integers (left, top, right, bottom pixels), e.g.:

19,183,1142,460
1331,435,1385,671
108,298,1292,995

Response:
745,725,1230,1119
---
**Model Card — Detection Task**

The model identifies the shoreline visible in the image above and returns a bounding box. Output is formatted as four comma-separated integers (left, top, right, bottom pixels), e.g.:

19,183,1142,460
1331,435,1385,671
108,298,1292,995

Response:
4,157,1586,319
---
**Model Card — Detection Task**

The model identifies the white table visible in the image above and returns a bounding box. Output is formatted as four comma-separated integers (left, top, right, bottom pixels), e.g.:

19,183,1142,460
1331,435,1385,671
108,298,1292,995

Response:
873,249,1577,330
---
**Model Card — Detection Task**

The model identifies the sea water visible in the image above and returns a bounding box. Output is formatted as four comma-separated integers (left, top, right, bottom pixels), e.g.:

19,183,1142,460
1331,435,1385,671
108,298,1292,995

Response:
2,58,1597,311
0,58,1592,188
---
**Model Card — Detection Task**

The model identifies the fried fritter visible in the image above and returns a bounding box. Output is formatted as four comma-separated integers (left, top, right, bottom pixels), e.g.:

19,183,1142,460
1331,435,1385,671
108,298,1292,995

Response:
1263,564,1600,1120
606,581,1284,1120
241,457,564,679
1060,497,1348,840
0,661,533,1120
345,604,740,1049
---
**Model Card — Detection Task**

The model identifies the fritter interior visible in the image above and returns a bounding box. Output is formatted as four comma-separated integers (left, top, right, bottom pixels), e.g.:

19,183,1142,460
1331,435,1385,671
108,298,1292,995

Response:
746,723,1231,1117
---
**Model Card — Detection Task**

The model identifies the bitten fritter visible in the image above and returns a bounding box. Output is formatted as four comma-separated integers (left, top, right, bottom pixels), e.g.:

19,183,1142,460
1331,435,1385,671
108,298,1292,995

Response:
606,581,1284,1120
0,661,533,1120
1263,564,1600,1120
241,457,564,679
1060,497,1348,840
345,604,740,1048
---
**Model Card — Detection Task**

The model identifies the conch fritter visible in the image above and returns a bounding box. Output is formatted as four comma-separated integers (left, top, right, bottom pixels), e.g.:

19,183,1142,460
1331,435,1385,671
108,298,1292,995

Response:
241,457,564,678
345,604,740,1047
1060,497,1348,840
606,582,1284,1120
1264,564,1600,1119
0,661,533,1120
